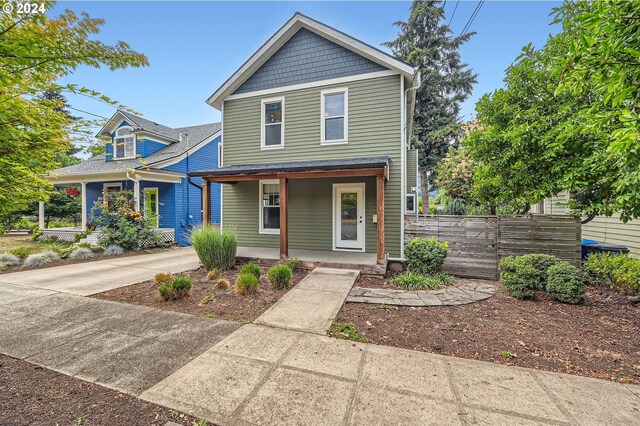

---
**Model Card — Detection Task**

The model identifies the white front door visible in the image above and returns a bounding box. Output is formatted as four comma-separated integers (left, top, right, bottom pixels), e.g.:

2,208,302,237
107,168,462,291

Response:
333,183,365,251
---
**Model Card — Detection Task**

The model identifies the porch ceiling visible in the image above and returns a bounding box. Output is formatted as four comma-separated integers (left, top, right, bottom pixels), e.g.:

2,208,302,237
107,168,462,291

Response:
188,156,389,183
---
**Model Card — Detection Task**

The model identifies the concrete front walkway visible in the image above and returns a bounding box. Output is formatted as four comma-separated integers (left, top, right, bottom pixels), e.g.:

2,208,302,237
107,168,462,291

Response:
0,247,200,296
254,267,359,334
142,323,640,426
0,282,240,396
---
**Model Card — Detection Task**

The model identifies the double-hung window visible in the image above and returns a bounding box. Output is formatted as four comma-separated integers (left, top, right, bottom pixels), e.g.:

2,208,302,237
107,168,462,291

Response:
321,88,348,144
114,126,135,159
261,97,284,149
259,180,280,234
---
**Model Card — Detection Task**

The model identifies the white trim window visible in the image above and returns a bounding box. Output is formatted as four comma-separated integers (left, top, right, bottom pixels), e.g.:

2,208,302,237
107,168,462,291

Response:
259,180,280,234
113,126,136,159
321,88,348,145
405,193,417,214
261,97,284,149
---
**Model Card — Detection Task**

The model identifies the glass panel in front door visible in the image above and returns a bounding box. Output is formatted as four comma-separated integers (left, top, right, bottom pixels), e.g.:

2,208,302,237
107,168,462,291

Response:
340,192,358,241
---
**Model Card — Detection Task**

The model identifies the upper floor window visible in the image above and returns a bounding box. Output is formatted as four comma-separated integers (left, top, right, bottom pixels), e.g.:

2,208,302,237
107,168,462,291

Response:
261,97,284,149
114,126,135,159
321,88,348,144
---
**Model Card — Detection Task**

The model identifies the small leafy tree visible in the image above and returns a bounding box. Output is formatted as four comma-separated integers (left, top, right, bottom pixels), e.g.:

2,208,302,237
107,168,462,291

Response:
0,2,148,219
90,191,161,250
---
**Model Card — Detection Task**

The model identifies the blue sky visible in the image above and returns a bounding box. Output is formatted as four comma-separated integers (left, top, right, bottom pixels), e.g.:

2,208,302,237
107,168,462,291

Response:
55,1,561,148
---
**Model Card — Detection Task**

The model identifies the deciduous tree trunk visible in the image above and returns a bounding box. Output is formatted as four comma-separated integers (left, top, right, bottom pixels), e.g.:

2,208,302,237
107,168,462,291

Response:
420,170,429,214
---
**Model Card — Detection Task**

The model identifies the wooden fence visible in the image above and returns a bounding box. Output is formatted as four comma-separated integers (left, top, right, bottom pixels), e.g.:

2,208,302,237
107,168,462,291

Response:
404,215,581,280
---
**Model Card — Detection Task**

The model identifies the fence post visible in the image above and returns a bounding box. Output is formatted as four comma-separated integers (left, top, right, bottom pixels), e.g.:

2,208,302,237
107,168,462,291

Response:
495,215,500,280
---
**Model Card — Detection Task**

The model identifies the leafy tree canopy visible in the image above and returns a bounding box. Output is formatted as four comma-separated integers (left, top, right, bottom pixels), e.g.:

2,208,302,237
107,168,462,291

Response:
385,0,476,213
0,1,148,219
465,0,640,221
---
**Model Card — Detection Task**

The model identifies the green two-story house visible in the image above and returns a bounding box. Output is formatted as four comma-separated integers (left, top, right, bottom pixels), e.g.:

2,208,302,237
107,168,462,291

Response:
190,13,419,264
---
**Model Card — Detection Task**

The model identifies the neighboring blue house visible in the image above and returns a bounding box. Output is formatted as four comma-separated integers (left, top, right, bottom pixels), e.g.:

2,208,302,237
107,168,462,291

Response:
44,110,222,246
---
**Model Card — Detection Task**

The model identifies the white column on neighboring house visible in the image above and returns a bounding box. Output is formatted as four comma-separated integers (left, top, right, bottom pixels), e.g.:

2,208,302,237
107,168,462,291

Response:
38,201,45,230
80,182,87,231
133,180,140,212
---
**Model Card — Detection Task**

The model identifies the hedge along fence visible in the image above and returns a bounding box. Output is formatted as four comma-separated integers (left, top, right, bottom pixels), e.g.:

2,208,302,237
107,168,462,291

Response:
404,215,581,280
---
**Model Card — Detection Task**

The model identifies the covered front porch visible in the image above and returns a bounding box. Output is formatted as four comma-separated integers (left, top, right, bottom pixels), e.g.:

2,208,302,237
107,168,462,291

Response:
42,169,184,243
191,156,389,265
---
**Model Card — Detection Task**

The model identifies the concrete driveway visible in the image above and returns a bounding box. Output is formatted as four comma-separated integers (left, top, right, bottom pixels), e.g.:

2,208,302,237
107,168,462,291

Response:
0,248,200,296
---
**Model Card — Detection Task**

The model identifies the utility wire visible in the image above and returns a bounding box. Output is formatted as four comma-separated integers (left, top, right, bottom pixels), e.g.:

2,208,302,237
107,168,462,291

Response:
67,106,109,119
448,1,459,26
460,0,485,36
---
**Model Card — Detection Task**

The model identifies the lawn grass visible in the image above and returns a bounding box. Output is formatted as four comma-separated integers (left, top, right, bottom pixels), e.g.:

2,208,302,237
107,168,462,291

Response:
0,235,42,253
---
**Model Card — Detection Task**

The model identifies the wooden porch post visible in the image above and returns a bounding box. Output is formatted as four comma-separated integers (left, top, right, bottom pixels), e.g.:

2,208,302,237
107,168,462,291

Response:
80,182,87,231
202,178,211,225
279,177,288,259
376,174,385,264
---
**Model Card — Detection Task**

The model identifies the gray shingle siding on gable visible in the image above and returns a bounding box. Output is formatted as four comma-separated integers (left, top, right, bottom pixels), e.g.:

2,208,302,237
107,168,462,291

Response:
233,28,386,94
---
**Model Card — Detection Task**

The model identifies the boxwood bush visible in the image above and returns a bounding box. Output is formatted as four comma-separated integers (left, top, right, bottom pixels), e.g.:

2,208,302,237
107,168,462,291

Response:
584,253,640,292
404,237,448,276
498,256,539,299
518,254,559,289
546,262,586,304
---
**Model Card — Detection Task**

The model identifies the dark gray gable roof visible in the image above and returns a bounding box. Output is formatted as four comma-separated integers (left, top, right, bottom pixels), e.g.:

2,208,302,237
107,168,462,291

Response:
118,111,179,141
234,27,386,95
188,156,389,177
53,122,221,176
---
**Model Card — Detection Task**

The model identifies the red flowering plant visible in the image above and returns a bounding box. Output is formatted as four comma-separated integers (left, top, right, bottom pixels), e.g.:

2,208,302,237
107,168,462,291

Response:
90,190,162,250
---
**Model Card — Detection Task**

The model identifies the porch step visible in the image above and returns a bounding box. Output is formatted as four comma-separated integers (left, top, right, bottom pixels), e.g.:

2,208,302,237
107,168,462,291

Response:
79,231,101,246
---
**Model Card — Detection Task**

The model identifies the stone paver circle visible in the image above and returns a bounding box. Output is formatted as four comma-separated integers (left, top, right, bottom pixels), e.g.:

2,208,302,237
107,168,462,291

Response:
346,282,497,306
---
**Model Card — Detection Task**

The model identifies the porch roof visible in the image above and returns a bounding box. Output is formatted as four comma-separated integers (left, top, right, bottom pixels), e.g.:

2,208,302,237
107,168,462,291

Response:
47,168,185,185
188,156,389,182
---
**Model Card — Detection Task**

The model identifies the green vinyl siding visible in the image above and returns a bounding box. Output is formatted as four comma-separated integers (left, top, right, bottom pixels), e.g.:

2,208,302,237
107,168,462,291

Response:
223,177,380,252
222,74,403,257
406,148,418,190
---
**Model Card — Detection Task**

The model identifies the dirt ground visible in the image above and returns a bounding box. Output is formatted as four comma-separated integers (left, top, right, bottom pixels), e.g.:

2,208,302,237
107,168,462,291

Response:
93,267,309,323
0,354,198,426
338,275,640,384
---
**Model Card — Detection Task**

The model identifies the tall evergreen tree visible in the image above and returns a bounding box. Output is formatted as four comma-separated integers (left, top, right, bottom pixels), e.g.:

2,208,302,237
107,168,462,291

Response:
385,0,477,213
37,90,82,167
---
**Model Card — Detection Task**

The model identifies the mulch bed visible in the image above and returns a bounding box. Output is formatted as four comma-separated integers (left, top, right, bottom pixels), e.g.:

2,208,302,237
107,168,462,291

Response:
0,247,172,275
93,267,310,323
0,354,197,426
337,275,640,384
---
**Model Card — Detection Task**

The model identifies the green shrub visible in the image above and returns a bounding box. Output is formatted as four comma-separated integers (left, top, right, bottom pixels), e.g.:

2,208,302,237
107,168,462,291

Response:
31,229,43,241
14,218,38,230
9,246,36,260
190,225,237,270
68,247,93,260
0,253,21,266
584,253,640,292
546,262,586,304
74,231,89,242
157,276,192,301
499,257,538,299
42,243,73,259
404,237,448,276
235,273,259,295
327,322,366,343
154,273,172,285
267,264,292,289
390,271,455,290
283,257,301,270
239,262,261,279
518,254,560,289
207,268,220,280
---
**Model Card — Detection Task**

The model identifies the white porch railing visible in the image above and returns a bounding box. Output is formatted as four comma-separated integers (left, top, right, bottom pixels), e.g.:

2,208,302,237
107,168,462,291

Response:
40,227,176,245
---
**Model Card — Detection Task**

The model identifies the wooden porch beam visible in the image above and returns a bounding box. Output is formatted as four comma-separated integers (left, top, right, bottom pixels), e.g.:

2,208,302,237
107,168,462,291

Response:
279,177,288,260
202,178,211,224
202,166,386,183
376,174,385,264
